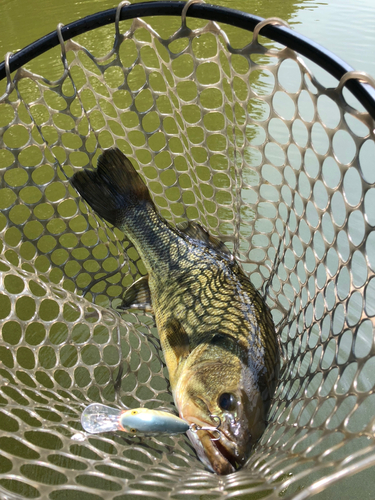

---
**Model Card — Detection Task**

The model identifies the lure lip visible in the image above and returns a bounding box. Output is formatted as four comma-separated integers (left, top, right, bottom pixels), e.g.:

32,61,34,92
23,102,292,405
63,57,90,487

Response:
81,403,121,434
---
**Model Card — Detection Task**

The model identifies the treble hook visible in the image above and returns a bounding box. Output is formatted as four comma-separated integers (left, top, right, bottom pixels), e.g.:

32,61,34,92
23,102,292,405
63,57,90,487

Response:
189,414,222,441
210,415,221,428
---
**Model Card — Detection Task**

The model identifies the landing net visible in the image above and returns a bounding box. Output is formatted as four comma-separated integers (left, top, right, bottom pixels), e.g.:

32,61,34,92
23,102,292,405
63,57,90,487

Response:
1,2,375,499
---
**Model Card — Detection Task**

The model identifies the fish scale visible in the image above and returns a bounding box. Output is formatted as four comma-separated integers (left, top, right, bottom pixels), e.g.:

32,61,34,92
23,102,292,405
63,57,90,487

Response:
71,147,280,475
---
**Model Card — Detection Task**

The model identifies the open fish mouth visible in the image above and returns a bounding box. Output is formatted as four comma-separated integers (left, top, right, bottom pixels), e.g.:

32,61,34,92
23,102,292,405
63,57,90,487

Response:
187,426,243,475
211,435,242,471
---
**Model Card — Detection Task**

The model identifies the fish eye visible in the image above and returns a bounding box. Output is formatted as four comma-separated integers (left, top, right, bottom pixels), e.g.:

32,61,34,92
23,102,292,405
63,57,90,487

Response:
218,393,237,412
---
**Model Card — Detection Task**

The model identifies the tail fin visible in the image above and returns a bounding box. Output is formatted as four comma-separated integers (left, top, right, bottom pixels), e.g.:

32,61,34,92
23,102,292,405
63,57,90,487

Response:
70,148,153,226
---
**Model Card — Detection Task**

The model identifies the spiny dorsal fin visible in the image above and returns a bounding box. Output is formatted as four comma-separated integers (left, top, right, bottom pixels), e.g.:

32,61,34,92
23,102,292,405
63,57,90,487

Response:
118,276,153,312
176,221,232,257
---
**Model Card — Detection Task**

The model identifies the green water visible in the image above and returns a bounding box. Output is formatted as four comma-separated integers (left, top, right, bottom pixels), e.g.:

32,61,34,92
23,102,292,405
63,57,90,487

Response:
1,1,375,499
1,0,375,80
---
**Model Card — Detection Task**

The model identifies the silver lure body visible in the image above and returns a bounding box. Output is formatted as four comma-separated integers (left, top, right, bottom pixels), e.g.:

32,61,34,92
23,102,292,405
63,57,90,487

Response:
120,408,190,435
81,403,189,436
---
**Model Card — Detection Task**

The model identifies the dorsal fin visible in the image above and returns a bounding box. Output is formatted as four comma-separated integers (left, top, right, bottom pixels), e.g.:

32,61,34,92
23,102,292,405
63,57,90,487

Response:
118,276,153,313
176,221,232,258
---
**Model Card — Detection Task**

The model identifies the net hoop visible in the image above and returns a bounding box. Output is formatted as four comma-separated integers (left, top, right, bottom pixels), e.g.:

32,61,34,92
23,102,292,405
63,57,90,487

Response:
1,1,375,119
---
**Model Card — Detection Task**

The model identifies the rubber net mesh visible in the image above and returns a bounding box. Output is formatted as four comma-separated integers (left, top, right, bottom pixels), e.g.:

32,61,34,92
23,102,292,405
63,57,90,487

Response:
1,7,375,500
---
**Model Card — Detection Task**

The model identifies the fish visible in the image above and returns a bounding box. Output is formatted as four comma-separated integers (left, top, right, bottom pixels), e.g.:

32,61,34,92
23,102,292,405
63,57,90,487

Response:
71,147,280,475
81,403,190,435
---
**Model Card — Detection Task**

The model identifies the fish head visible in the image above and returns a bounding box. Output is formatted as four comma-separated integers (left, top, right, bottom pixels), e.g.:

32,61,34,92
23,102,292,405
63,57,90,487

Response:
175,343,268,475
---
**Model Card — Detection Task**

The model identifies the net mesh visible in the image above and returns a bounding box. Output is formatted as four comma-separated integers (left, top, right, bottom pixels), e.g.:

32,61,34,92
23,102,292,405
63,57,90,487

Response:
1,5,375,499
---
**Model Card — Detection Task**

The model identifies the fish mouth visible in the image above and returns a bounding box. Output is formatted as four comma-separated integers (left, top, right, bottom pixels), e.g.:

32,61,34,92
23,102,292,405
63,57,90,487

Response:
184,416,245,475
187,427,242,475
212,436,241,471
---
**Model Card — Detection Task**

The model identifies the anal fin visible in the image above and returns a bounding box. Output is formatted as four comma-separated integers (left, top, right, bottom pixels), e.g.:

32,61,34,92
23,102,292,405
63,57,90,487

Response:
118,276,153,313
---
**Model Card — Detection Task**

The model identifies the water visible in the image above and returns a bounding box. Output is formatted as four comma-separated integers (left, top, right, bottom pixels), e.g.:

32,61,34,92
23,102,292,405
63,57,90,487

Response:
0,0,375,498
1,0,375,80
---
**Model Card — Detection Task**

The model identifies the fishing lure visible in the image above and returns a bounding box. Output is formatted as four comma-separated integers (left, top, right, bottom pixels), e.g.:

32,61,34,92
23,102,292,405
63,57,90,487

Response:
81,403,221,437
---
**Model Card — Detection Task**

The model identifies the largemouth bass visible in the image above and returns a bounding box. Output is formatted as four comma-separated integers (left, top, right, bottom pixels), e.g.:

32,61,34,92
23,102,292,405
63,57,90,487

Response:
71,148,279,475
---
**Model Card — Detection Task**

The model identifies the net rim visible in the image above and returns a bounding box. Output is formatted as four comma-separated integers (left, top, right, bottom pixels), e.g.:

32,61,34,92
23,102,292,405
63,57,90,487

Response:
1,1,375,119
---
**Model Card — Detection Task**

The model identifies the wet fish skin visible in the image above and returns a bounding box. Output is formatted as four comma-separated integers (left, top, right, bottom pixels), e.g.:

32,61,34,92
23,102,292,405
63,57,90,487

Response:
71,148,279,475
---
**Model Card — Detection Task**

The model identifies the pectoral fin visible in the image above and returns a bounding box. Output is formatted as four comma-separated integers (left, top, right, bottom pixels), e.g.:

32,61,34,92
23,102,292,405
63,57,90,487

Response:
164,318,190,363
118,276,153,312
161,318,191,390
